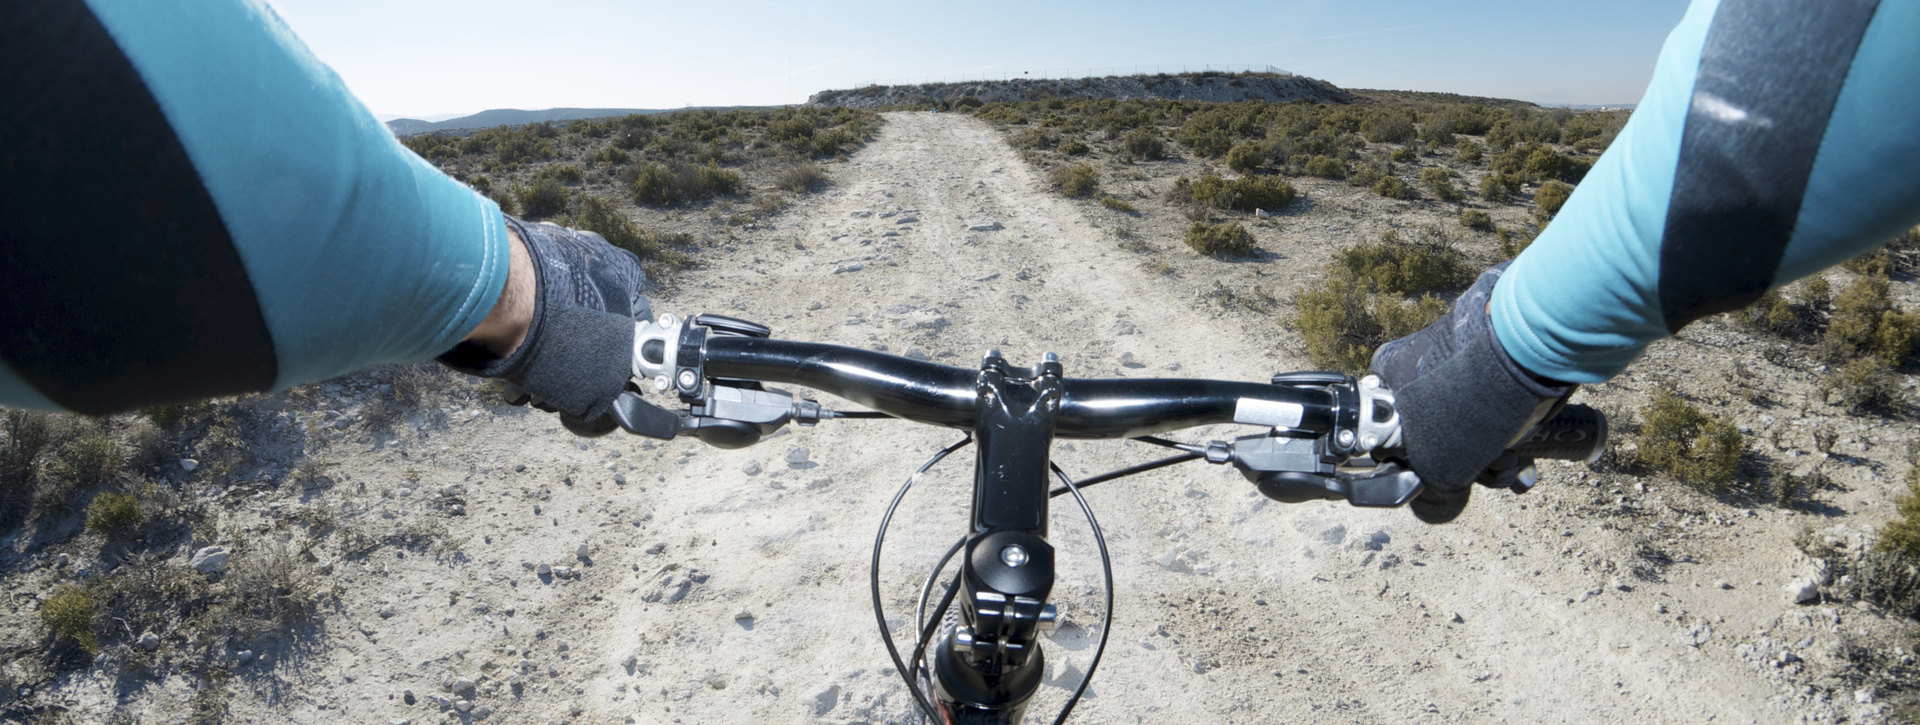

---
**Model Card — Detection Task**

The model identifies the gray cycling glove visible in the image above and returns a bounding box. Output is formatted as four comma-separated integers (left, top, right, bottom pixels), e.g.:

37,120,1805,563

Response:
440,217,651,429
1369,261,1572,523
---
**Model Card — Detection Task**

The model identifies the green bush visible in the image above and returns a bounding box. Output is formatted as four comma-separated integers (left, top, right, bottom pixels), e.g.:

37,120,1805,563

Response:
516,178,570,218
1822,357,1910,414
595,147,630,166
775,163,827,194
1534,180,1574,214
1495,226,1536,259
1175,174,1297,212
1737,289,1802,336
1824,272,1917,364
1348,165,1383,189
1099,195,1137,213
1226,142,1267,172
1063,140,1091,157
535,165,585,185
631,162,741,206
85,491,142,538
1880,465,1920,558
1457,141,1484,164
41,585,96,653
1184,222,1257,256
1636,390,1745,491
1372,175,1416,200
1051,163,1099,198
1389,147,1417,163
1332,228,1473,295
1479,173,1519,202
1292,277,1449,373
1303,156,1348,180
1121,129,1166,161
1361,112,1416,144
1460,210,1493,231
1429,177,1465,203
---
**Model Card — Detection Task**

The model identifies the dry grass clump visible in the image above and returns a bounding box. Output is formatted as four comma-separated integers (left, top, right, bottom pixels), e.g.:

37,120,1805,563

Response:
1635,390,1745,492
1183,222,1256,257
631,162,741,206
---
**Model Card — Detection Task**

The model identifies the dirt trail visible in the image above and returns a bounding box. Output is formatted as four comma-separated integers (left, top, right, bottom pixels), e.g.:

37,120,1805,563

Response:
107,111,1847,724
566,111,1792,723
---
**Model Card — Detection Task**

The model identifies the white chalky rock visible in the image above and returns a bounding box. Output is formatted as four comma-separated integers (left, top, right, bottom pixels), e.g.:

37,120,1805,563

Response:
179,458,199,472
189,546,230,574
1786,578,1820,604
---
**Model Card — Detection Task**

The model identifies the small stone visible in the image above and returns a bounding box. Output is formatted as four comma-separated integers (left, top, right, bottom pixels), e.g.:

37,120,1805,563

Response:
1786,578,1819,604
613,473,626,485
807,300,824,310
784,447,810,465
1856,688,1877,704
1449,612,1464,624
968,221,1003,232
179,458,199,472
136,631,159,651
189,546,230,574
472,706,493,721
237,650,254,663
832,262,865,274
54,553,70,568
403,690,416,705
452,699,472,713
734,610,755,623
537,563,552,576
577,544,590,560
743,460,762,475
1715,580,1733,590
514,464,526,473
850,209,872,218
622,653,638,669
557,640,571,652
553,566,574,578
451,678,476,695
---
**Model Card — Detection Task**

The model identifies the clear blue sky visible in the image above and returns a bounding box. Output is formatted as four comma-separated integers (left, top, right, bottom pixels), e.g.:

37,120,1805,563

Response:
264,0,1692,119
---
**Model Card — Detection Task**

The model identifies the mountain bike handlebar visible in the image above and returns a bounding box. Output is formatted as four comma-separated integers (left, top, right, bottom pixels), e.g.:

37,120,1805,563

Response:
592,312,1606,724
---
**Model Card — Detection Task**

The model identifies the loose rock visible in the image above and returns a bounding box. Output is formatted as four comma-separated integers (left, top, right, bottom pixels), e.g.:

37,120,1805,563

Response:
189,546,230,574
1786,578,1819,604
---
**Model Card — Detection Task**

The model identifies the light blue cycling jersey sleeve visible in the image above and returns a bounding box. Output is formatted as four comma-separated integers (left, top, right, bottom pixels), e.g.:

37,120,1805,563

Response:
1492,0,1920,383
77,0,510,393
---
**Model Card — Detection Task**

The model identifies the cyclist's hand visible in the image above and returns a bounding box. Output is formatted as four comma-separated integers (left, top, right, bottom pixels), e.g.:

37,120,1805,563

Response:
1369,261,1571,523
441,216,652,435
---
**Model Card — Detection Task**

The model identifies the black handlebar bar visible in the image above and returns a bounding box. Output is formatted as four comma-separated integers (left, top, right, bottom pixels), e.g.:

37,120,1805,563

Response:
700,336,1343,439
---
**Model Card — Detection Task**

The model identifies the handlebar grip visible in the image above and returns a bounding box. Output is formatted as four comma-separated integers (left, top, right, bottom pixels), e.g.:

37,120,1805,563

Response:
1509,404,1607,463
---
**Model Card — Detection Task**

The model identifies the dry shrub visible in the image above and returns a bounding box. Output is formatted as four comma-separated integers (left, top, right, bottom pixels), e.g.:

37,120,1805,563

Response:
1183,222,1256,257
1372,175,1416,200
1821,357,1910,415
40,585,97,654
1293,277,1448,373
1331,228,1472,295
1120,129,1165,161
1050,163,1099,198
631,162,740,206
85,491,143,538
775,163,827,194
1825,272,1919,365
1535,180,1574,214
1172,174,1297,213
1883,465,1920,558
1460,210,1492,231
1635,390,1745,491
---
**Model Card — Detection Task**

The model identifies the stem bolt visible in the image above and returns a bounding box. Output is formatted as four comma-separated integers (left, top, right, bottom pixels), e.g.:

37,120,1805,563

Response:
1000,545,1029,568
677,370,699,390
1336,429,1356,448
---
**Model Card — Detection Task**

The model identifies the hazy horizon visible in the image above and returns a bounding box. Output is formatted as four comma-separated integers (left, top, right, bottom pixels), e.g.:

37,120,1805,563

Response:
265,0,1688,120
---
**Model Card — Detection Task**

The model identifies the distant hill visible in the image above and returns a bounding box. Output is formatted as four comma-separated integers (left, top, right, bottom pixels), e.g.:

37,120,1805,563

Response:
807,72,1352,108
385,108,659,136
1348,89,1538,109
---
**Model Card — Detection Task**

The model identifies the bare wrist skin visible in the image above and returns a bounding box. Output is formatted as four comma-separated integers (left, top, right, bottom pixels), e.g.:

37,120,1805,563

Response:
460,225,535,358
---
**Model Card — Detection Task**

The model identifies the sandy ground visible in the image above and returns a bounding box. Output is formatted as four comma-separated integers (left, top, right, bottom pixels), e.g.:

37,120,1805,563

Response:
23,111,1914,724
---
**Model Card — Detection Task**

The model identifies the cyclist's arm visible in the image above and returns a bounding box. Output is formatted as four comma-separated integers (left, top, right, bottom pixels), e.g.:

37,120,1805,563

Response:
1492,0,1920,383
0,0,510,414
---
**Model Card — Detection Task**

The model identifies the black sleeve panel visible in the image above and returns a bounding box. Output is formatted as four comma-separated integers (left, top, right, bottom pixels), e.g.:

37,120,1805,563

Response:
1658,0,1880,332
0,0,278,415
